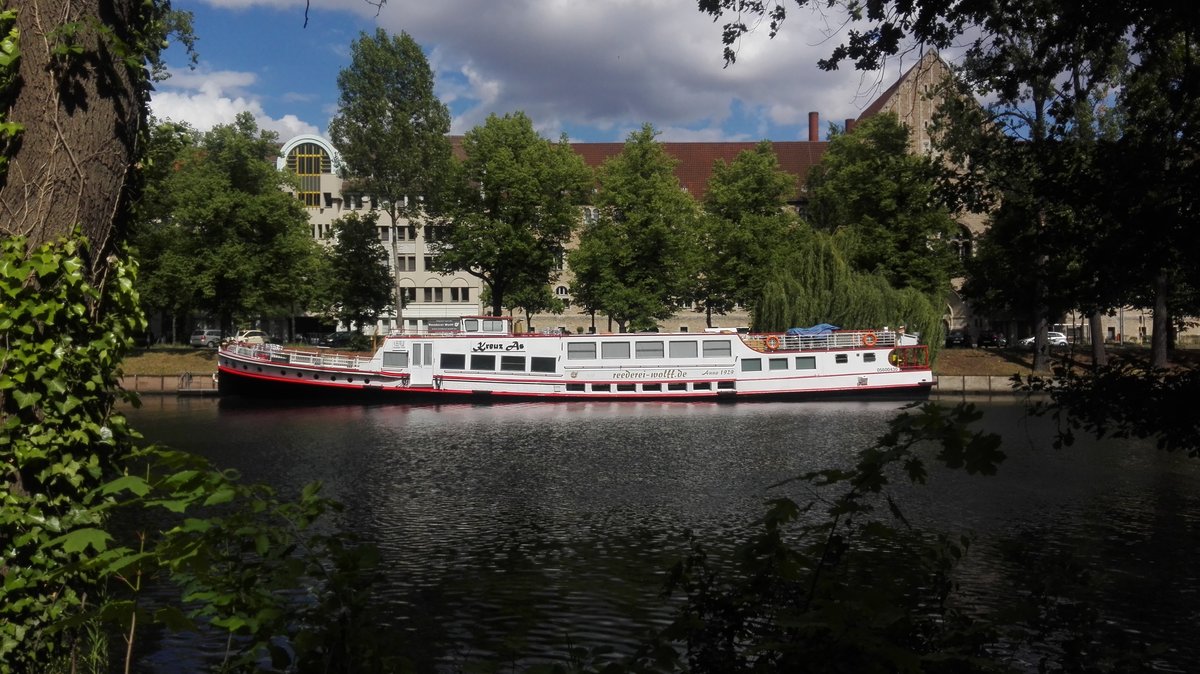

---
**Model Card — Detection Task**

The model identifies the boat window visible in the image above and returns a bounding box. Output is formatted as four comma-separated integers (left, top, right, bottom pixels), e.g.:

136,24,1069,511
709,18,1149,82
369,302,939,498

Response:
567,383,585,392
635,341,665,359
769,358,788,371
742,358,763,372
669,340,698,358
483,319,507,332
835,354,848,364
668,382,688,391
463,318,478,332
530,356,556,373
616,383,636,392
693,382,712,390
702,340,732,358
642,383,662,392
717,381,736,390
471,354,496,370
796,356,816,370
592,383,610,392
382,351,409,369
863,353,876,363
501,355,525,371
601,342,630,359
567,342,596,360
440,353,466,370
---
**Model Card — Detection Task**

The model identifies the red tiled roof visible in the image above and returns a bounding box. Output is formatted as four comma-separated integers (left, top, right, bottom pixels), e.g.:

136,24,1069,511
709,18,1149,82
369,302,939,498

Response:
572,141,828,201
450,136,829,202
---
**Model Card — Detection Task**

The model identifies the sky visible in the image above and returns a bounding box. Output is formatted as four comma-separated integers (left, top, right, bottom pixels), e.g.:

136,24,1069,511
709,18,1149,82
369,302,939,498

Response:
150,0,930,143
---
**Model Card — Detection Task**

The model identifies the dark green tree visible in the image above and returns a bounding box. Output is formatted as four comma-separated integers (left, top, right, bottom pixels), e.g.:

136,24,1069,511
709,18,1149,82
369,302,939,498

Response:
435,112,592,316
696,141,800,326
329,211,392,335
154,112,321,334
806,112,958,300
328,28,453,323
570,124,699,331
502,283,566,333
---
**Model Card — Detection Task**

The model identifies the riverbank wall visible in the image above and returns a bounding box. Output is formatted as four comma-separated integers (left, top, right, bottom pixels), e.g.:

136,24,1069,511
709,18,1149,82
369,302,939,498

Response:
118,373,1020,396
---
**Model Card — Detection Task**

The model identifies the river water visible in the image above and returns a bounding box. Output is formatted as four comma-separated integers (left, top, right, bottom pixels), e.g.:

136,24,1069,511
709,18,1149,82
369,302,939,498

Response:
121,396,1200,672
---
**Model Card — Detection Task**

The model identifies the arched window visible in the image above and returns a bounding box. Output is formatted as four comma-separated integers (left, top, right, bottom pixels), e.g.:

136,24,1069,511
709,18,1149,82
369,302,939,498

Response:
285,142,331,207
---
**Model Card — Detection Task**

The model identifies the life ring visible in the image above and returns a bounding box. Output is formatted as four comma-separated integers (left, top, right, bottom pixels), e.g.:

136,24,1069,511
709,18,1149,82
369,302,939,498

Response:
765,335,781,351
862,332,878,347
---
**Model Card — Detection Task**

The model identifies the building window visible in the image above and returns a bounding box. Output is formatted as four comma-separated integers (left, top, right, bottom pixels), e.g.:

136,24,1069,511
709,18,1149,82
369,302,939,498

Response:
424,256,435,271
555,286,569,297
285,142,330,208
450,287,470,302
400,288,416,304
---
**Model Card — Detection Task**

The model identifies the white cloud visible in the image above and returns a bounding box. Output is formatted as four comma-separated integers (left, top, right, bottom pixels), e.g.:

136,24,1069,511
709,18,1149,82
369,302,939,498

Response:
150,67,318,137
175,0,920,141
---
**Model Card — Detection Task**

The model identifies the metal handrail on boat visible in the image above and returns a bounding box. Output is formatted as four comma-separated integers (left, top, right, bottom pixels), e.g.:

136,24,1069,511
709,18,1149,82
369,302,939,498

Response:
743,329,902,352
224,343,374,371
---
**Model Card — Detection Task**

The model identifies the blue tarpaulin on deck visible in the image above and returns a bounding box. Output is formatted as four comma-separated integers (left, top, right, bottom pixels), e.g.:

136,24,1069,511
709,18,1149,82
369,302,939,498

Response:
785,324,839,336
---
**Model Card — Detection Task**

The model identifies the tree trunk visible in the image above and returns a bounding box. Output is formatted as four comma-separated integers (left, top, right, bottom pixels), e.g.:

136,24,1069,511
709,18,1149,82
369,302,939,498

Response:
1089,310,1107,368
1151,268,1169,369
1,0,142,273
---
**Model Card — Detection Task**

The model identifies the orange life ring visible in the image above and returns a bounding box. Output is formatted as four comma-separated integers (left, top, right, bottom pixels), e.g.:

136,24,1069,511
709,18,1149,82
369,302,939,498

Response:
765,335,781,351
862,332,878,347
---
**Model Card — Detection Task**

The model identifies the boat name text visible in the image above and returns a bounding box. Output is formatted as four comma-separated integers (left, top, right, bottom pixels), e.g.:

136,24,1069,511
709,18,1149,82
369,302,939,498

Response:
472,340,525,352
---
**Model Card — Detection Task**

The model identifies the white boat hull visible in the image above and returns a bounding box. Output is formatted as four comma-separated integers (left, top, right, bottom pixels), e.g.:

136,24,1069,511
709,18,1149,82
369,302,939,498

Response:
217,327,933,402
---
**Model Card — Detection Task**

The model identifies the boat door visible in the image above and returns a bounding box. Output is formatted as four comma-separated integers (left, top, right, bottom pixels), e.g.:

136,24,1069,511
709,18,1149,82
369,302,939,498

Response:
409,342,435,386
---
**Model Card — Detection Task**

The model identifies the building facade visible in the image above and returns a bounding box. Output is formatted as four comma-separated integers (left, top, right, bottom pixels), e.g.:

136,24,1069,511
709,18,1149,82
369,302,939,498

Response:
281,52,1180,345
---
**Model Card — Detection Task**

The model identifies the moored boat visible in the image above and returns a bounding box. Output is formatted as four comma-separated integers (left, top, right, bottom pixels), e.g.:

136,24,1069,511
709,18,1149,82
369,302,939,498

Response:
216,316,933,401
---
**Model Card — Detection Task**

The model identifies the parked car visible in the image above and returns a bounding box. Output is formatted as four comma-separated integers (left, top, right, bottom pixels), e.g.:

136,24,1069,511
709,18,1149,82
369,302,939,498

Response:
1018,331,1068,348
189,328,223,348
944,329,973,348
234,329,268,345
976,331,1008,348
318,331,355,348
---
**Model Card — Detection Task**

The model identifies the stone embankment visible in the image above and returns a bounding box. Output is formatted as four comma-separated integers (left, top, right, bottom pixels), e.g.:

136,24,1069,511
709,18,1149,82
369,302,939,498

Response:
932,374,1021,396
121,373,218,396
119,373,1019,396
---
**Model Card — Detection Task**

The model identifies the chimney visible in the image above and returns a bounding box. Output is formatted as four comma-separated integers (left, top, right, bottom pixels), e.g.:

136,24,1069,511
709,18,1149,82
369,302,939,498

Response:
845,118,855,134
808,111,819,142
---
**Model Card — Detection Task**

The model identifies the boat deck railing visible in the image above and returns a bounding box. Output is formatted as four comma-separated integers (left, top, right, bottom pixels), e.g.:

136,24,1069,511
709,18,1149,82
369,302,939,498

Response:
224,343,374,370
742,329,904,352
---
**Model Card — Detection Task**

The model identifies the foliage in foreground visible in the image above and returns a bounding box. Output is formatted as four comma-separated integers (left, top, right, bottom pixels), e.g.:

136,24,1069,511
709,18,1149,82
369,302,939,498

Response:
0,236,388,673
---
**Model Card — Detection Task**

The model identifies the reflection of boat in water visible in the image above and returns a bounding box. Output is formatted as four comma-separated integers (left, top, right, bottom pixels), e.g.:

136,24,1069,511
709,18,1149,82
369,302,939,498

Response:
217,316,933,402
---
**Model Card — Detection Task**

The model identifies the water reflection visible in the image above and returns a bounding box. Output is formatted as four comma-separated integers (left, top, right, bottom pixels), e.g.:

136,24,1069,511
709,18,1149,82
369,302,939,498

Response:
123,397,1200,671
